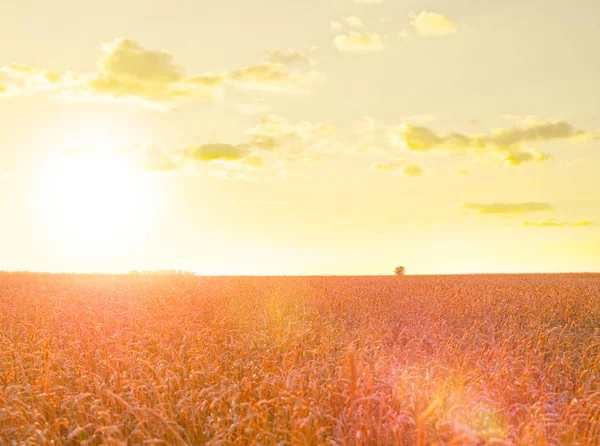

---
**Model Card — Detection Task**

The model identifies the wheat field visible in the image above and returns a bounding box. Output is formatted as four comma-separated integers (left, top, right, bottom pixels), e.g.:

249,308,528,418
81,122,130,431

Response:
1,273,599,445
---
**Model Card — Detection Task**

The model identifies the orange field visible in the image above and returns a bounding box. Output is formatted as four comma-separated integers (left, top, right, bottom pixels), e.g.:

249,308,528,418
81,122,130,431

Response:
1,273,599,444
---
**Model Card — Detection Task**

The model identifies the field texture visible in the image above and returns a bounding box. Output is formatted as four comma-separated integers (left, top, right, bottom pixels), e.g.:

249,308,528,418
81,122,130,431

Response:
1,273,599,445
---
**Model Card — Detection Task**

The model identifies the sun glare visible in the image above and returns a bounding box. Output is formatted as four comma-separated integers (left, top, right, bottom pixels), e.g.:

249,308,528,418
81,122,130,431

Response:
36,152,156,266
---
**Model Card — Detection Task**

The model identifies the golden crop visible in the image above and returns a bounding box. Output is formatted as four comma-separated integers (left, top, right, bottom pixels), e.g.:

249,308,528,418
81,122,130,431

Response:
1,273,599,444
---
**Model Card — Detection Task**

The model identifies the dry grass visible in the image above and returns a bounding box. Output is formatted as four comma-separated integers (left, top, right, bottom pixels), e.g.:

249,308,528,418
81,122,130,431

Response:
1,273,599,445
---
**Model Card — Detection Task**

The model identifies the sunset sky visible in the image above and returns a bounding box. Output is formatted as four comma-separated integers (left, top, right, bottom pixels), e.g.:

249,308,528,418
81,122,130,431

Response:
1,0,599,274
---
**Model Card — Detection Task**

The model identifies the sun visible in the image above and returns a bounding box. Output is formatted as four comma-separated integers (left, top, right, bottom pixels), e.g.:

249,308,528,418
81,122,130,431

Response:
36,152,156,267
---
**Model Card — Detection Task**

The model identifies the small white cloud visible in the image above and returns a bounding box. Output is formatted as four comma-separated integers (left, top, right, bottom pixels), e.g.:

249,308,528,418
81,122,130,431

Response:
371,159,424,177
449,167,469,176
230,63,319,93
344,16,364,29
331,21,343,32
334,32,384,53
245,114,337,160
410,11,457,36
266,49,313,66
398,29,411,40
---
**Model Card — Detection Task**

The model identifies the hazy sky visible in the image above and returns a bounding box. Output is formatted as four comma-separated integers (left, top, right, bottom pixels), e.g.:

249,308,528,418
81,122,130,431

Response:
1,0,599,274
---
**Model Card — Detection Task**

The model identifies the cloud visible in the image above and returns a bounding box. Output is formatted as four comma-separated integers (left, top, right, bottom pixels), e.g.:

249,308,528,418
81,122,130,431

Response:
344,16,364,29
371,159,424,177
230,62,318,92
266,49,313,66
184,143,264,180
504,149,551,166
349,116,392,155
449,167,469,176
99,39,181,83
524,219,592,227
231,63,288,84
79,38,225,106
393,120,592,165
410,11,457,36
186,143,249,162
128,114,337,177
1,38,319,107
397,30,411,40
0,63,71,97
245,114,337,158
331,21,343,32
397,124,443,151
462,202,554,216
334,32,384,53
487,121,585,146
246,115,307,151
240,153,264,168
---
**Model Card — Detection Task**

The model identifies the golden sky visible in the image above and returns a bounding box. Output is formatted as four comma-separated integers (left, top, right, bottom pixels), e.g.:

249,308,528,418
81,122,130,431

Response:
1,0,599,274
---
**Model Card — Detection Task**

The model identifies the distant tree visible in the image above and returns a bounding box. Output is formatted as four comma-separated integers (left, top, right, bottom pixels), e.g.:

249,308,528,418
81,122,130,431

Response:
394,266,406,276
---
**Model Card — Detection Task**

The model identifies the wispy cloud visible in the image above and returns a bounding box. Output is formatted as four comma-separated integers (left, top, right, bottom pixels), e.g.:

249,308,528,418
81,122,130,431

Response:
334,32,384,53
449,167,469,176
462,202,554,216
121,114,338,179
132,141,262,178
230,62,318,93
371,159,424,177
245,114,338,159
344,16,365,29
331,21,343,32
524,219,592,227
0,63,77,98
265,49,313,66
393,120,593,165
